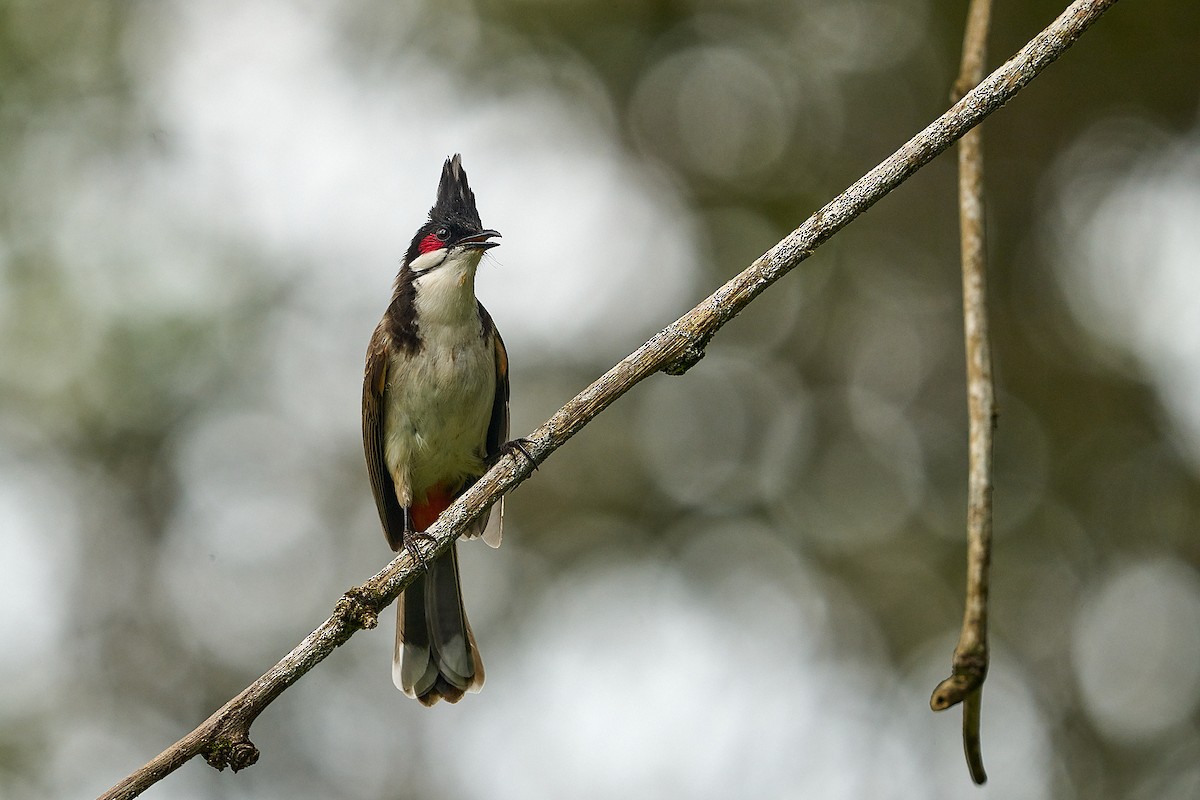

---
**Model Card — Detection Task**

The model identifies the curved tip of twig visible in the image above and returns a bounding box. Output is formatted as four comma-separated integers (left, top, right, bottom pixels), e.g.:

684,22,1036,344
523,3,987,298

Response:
968,754,988,785
962,689,987,785
932,680,988,785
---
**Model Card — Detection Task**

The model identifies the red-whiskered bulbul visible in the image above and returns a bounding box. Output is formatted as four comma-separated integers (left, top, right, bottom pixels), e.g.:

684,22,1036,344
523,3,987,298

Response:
362,154,510,705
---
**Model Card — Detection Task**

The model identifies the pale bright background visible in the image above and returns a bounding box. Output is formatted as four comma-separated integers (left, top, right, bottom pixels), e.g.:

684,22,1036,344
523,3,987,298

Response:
2,1,1199,798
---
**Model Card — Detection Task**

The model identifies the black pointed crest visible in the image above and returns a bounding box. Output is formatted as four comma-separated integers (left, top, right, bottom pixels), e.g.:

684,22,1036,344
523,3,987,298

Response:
430,154,484,232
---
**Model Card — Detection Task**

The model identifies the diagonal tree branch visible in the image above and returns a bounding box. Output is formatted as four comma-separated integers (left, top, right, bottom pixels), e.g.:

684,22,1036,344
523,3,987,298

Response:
98,1,1120,796
929,0,997,787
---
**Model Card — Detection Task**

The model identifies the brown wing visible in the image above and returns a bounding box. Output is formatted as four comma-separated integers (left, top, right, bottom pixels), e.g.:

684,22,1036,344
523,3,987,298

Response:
474,304,510,548
487,323,511,457
363,321,407,551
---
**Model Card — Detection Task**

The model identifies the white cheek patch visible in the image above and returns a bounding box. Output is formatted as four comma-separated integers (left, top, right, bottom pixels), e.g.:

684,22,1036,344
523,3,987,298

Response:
409,248,446,274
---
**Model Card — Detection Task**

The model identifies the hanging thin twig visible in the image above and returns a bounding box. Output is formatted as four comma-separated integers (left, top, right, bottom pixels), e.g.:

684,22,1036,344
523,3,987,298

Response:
928,0,996,786
99,1,1120,797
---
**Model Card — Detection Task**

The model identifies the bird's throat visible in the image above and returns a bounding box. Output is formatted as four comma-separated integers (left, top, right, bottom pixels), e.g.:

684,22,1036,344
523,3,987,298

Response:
413,252,482,328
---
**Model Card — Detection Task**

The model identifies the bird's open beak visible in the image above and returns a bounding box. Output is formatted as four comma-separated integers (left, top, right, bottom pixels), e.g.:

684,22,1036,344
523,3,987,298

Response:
459,229,501,250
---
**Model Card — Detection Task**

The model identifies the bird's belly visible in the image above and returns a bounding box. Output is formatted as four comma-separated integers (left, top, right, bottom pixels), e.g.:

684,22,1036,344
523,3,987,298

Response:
383,336,495,504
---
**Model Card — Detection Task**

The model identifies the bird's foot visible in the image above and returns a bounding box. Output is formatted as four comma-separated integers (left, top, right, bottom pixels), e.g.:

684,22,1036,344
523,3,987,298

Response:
401,530,437,568
488,437,537,471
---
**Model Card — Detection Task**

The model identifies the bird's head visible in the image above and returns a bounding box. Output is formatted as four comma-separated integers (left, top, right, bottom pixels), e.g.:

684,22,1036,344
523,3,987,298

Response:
405,154,500,274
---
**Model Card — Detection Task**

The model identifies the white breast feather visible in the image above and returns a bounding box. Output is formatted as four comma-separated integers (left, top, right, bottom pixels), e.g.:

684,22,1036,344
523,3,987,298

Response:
383,249,494,506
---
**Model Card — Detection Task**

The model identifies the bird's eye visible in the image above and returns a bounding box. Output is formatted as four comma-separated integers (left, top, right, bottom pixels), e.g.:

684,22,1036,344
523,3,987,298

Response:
435,227,450,241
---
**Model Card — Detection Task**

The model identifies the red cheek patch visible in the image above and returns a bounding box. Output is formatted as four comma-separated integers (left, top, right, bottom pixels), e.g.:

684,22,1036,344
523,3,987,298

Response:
418,233,445,254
